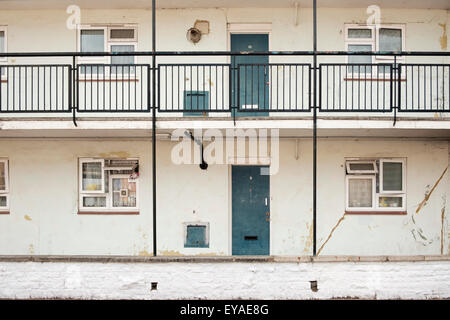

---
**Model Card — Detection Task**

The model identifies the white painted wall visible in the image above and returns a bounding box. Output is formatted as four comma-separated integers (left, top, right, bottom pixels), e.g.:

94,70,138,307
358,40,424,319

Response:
0,260,449,299
0,138,447,256
0,7,448,118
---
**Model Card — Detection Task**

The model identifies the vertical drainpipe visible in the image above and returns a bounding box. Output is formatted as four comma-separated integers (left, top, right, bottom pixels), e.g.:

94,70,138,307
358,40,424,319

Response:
152,0,157,256
312,0,318,256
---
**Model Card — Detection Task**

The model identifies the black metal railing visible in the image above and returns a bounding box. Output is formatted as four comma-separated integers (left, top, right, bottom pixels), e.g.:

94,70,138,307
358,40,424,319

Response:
0,54,449,116
0,65,71,112
77,64,151,112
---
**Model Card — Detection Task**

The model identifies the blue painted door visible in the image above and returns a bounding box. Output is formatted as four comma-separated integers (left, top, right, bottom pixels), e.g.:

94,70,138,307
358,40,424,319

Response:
232,166,270,255
231,34,269,117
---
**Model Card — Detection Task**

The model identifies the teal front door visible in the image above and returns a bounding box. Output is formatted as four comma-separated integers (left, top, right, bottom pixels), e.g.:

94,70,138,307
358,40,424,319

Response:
232,166,270,255
231,34,269,116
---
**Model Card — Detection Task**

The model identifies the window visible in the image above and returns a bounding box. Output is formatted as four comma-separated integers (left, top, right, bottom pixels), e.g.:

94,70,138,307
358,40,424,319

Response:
345,24,405,75
345,158,406,213
78,25,137,74
0,159,9,211
79,158,139,213
0,26,7,77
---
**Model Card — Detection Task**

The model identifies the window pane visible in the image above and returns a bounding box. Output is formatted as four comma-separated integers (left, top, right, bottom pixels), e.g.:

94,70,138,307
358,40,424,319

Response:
110,29,135,39
348,178,373,208
0,31,4,53
82,162,103,191
349,163,374,171
83,197,106,208
348,28,372,39
383,162,403,191
0,196,6,207
0,162,5,191
348,44,372,73
111,45,135,74
81,30,104,52
379,28,402,52
112,177,136,207
379,196,403,208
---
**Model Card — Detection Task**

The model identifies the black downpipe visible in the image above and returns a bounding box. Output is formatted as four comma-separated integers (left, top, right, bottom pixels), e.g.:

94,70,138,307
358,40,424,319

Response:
71,55,77,127
152,0,157,257
185,130,208,170
312,0,317,256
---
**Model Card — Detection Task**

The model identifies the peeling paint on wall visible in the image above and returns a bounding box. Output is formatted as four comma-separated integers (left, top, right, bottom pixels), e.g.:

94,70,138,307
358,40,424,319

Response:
438,23,447,50
24,215,32,221
98,151,131,158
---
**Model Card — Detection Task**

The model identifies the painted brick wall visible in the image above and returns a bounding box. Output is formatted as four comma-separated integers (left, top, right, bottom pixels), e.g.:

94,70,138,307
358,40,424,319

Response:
0,261,449,299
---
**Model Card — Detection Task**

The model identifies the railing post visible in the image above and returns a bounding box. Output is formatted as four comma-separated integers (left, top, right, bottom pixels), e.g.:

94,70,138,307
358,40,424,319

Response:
312,0,318,256
152,0,157,257
71,55,77,127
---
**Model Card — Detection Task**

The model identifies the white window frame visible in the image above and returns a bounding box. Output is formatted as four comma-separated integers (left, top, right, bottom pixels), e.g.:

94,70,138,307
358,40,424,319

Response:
79,158,105,194
0,158,9,210
78,157,139,212
77,25,108,63
346,175,376,211
108,26,138,42
0,26,7,62
374,25,406,62
345,24,405,76
379,158,406,194
346,160,377,174
345,158,407,212
377,194,406,212
109,173,139,211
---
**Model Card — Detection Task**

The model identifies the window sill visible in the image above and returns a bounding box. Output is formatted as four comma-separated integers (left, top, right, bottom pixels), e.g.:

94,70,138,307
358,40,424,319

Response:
0,211,10,215
78,211,139,215
345,210,407,215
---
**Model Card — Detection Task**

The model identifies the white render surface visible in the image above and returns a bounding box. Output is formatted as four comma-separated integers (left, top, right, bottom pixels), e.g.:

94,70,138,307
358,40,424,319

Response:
0,260,449,299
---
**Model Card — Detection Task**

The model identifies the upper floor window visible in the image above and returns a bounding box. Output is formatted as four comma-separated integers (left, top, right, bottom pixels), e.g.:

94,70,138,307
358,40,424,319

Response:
0,26,7,77
0,159,9,211
345,24,405,74
78,25,137,74
345,158,406,214
79,158,139,213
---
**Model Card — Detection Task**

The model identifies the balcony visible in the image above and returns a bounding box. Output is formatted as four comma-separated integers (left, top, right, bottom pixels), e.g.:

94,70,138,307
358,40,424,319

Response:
0,52,448,122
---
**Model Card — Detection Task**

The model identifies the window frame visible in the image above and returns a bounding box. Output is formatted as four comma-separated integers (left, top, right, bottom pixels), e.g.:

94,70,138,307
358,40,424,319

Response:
0,158,9,210
107,26,138,43
344,24,405,77
77,25,108,63
109,173,139,211
79,158,105,194
345,175,376,211
345,158,407,213
78,157,140,213
346,160,378,174
379,158,406,194
0,26,7,62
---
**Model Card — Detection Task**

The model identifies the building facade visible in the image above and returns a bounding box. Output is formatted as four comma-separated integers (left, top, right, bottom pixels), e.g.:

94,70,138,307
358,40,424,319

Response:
0,0,449,299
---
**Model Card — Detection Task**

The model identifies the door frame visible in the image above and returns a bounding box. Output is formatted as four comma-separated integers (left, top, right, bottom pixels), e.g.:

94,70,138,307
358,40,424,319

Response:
228,163,273,256
227,24,272,116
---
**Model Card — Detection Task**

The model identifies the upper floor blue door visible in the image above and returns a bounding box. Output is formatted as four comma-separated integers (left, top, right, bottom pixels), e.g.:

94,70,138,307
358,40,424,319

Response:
232,166,270,255
231,34,269,117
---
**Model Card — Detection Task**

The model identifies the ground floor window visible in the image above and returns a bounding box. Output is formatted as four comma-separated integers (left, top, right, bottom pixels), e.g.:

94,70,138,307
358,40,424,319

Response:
345,158,406,213
0,159,9,211
79,158,139,213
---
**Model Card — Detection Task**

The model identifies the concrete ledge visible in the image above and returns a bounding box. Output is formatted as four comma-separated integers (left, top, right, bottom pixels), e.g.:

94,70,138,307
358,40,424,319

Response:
0,255,448,263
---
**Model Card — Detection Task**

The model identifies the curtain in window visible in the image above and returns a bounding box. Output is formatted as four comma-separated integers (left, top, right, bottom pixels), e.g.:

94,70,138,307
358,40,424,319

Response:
349,178,373,207
82,162,102,191
111,45,135,74
112,177,136,207
348,44,372,74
